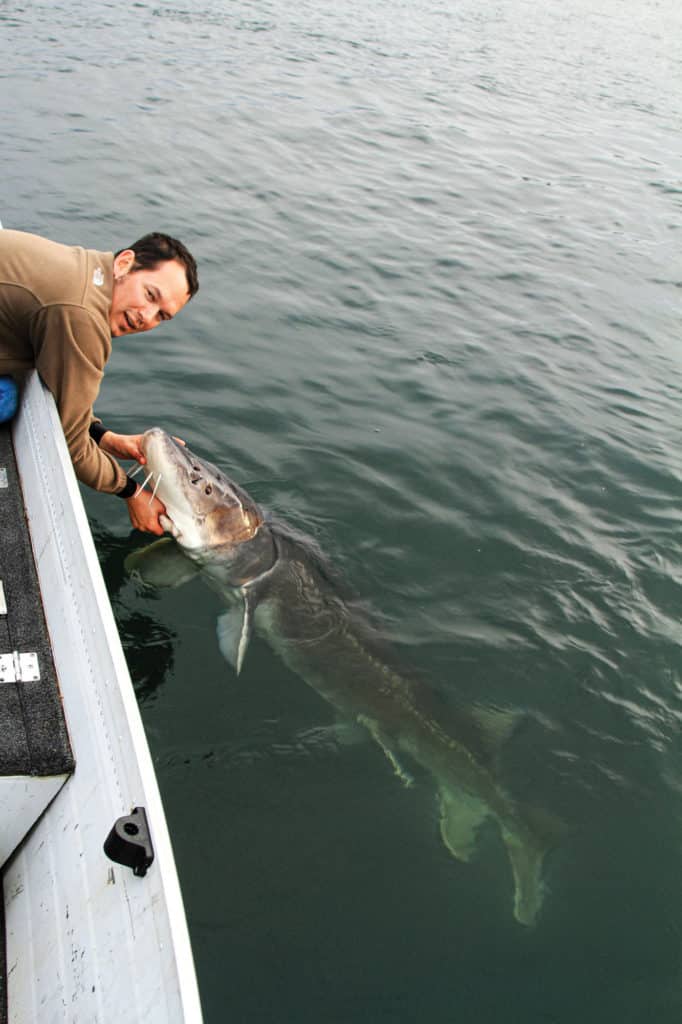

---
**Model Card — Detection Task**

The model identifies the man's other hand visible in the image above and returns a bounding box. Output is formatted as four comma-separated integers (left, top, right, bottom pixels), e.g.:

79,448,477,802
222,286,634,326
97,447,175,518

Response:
125,491,167,535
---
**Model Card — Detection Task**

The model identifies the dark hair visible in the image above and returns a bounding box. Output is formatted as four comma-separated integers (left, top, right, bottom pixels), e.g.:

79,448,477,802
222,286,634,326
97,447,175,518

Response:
115,232,199,298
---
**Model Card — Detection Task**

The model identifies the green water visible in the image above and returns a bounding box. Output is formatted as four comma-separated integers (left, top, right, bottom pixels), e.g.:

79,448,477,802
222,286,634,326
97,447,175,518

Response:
3,0,682,1019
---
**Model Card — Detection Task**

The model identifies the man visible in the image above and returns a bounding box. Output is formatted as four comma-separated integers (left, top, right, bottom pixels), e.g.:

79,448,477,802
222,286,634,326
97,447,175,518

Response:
0,229,198,534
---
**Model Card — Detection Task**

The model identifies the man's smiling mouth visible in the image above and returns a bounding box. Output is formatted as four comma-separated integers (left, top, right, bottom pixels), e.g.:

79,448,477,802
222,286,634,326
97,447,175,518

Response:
124,311,136,331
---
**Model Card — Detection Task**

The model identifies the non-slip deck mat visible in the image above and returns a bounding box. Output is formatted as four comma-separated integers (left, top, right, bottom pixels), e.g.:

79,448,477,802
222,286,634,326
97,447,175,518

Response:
0,423,74,777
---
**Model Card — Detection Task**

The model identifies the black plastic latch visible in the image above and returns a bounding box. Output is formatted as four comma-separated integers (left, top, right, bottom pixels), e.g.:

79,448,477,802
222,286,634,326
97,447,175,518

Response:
104,806,155,877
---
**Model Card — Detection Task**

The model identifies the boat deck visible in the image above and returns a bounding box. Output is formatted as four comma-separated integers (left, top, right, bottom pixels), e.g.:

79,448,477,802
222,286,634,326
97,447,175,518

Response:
0,421,75,1024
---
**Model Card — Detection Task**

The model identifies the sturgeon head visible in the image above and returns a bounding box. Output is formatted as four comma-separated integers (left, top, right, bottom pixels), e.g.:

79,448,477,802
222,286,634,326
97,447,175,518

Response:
135,428,279,673
138,427,278,585
140,427,264,554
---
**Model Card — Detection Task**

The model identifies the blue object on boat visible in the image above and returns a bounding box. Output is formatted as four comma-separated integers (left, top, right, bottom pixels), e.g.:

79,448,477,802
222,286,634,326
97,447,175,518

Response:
0,377,18,423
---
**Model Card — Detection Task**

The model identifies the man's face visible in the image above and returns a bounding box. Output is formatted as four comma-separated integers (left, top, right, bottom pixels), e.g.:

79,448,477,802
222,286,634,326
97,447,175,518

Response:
109,251,191,337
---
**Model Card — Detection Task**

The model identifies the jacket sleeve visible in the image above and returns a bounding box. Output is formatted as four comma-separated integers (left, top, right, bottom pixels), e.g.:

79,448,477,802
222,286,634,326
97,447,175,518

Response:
30,304,128,494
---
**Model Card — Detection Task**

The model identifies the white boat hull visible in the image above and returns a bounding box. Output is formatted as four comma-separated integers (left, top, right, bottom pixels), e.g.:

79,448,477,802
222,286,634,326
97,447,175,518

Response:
3,372,202,1023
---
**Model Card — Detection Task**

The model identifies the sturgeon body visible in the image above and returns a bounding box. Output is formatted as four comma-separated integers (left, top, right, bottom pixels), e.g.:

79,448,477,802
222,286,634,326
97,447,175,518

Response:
129,428,556,925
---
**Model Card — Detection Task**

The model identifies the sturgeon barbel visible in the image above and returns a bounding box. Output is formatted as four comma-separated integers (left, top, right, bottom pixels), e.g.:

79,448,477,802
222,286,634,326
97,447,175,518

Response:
129,428,558,925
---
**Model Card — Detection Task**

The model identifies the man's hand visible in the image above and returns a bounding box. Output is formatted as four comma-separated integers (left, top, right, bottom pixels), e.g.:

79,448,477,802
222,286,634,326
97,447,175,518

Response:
99,430,186,463
125,491,167,535
99,431,147,463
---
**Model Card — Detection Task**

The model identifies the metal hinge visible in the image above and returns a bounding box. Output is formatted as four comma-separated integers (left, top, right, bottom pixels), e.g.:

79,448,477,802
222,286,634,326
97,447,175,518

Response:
0,652,40,683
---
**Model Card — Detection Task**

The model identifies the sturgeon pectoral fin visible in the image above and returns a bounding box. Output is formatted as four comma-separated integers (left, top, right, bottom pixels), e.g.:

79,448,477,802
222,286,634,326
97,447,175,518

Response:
217,592,254,675
125,538,200,589
438,787,489,863
357,715,414,787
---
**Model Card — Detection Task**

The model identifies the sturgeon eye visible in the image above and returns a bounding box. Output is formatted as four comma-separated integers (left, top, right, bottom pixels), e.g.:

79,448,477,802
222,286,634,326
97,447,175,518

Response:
205,484,213,495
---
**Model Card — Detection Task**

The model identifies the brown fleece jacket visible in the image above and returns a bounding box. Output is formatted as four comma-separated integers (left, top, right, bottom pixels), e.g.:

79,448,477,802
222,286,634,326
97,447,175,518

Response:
0,230,127,493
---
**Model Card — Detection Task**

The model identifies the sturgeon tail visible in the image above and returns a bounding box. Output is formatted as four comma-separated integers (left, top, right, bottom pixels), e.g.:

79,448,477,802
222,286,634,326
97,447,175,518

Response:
438,784,562,926
503,803,565,926
502,829,548,926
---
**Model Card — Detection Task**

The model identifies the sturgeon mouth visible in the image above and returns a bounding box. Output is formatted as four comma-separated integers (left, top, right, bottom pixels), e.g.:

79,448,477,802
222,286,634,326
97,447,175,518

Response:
128,458,164,504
